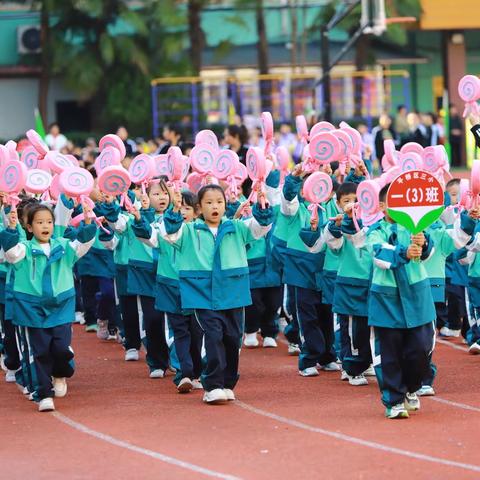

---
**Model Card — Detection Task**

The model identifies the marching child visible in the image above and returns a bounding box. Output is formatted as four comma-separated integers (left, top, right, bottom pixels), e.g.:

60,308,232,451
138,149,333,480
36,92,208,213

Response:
0,202,96,412
160,184,274,404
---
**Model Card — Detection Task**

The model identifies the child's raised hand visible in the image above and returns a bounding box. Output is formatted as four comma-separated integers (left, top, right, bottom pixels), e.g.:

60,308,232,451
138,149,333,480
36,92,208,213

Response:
407,243,422,260
234,200,250,219
333,213,343,227
344,203,354,218
132,206,141,221
292,164,304,177
469,207,480,219
411,232,426,247
102,193,116,204
310,216,319,231
140,193,150,210
8,209,18,230
355,161,368,177
82,203,92,225
469,112,480,126
363,145,372,159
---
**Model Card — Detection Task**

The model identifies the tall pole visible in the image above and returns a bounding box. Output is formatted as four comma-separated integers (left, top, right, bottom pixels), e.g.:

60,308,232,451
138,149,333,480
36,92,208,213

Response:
321,25,331,121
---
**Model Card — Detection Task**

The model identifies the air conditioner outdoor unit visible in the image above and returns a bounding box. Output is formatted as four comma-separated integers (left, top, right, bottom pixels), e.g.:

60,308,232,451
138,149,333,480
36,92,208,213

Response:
17,25,42,54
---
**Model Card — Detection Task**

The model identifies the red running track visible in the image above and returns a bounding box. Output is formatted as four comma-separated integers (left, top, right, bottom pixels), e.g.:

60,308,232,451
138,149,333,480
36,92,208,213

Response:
2,325,480,479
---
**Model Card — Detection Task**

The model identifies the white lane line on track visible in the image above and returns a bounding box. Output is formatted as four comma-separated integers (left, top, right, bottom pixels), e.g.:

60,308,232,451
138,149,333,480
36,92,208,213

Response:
429,397,480,413
436,338,469,352
51,411,241,480
236,401,480,473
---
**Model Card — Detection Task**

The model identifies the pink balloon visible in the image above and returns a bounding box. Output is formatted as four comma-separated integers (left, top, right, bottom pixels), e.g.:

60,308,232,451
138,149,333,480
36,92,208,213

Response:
0,160,27,193
129,154,154,185
26,129,49,156
5,141,19,161
310,121,335,138
25,169,52,194
21,145,41,170
186,172,204,194
261,112,274,141
99,134,126,160
153,154,172,179
458,75,480,102
190,143,216,174
357,180,381,214
95,147,121,174
195,130,219,150
308,132,341,165
44,151,76,174
295,115,309,142
471,160,480,197
400,142,424,156
98,166,131,196
399,151,423,172
303,172,333,204
50,174,61,200
212,150,239,180
59,167,94,197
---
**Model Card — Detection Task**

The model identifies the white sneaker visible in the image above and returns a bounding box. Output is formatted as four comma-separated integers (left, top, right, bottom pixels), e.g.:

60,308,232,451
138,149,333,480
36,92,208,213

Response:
417,385,435,396
96,319,109,340
52,377,67,397
385,403,409,419
74,311,85,324
0,354,7,372
348,374,368,386
288,343,301,356
149,369,165,379
192,379,203,390
223,388,236,401
177,377,193,393
299,366,319,377
363,365,376,377
5,369,17,383
244,333,259,348
125,349,139,361
341,370,349,381
321,362,341,372
404,392,420,411
203,388,228,404
38,397,55,412
469,343,480,355
439,327,461,338
262,337,278,348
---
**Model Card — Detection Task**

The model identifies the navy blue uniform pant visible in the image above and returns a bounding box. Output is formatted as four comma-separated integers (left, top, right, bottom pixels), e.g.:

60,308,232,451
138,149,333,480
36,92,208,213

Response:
372,322,435,407
194,308,244,392
245,286,282,338
338,314,372,376
283,285,300,345
296,287,336,370
80,275,117,329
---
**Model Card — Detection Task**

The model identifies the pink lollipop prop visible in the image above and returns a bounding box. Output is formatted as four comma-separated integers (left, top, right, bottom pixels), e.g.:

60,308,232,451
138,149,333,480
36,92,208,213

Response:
246,147,272,207
129,154,154,194
5,141,18,161
302,172,333,222
308,132,341,167
261,112,274,153
98,166,131,196
383,139,398,170
195,130,219,150
21,145,41,170
26,129,49,157
190,143,216,175
25,169,52,194
398,151,423,172
95,147,121,174
295,115,309,143
167,146,188,190
340,124,362,155
0,145,10,167
275,146,290,184
99,134,126,160
153,154,172,179
352,180,382,231
471,160,480,207
422,146,450,179
59,167,94,198
213,150,238,180
0,160,27,206
186,172,204,194
458,75,480,118
44,151,75,174
64,155,79,167
332,129,357,171
49,174,61,201
400,142,424,156
181,155,191,181
310,121,335,138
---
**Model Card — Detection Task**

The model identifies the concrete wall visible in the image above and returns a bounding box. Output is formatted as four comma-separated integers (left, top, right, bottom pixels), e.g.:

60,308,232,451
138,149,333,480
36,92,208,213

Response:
0,77,76,140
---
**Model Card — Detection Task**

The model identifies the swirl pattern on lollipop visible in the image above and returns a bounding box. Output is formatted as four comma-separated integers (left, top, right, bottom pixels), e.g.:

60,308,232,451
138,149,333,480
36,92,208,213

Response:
357,181,380,214
22,146,40,169
95,147,121,173
0,160,27,193
129,155,153,183
400,152,422,172
309,133,339,164
191,145,215,174
214,151,237,179
26,169,52,194
99,171,130,195
246,150,259,178
60,168,94,197
458,75,480,102
303,172,332,204
4,165,22,191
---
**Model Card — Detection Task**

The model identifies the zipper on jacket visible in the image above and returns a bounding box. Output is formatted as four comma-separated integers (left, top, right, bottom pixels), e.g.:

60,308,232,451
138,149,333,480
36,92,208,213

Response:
32,257,36,281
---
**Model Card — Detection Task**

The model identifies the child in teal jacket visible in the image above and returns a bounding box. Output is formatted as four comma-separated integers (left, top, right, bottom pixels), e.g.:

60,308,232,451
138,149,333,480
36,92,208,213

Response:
159,184,274,404
0,203,96,412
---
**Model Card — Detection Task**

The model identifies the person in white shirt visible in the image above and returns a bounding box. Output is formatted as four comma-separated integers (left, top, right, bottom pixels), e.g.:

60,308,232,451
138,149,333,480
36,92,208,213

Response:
45,123,68,151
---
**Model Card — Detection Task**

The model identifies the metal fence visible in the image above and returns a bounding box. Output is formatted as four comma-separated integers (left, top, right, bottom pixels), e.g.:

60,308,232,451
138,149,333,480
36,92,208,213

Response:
150,70,411,138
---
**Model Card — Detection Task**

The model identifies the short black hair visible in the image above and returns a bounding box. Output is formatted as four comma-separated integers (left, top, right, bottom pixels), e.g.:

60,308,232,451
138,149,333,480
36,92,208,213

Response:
379,183,390,203
226,125,249,145
197,184,226,206
336,181,357,201
182,190,197,209
17,196,40,223
446,178,460,189
26,204,54,227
